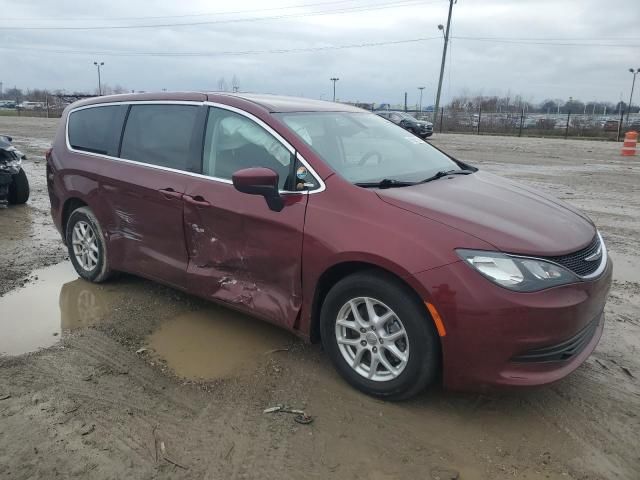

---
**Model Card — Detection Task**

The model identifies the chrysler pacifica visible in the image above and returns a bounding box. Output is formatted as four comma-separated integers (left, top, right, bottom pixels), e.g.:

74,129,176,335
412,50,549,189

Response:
46,92,612,399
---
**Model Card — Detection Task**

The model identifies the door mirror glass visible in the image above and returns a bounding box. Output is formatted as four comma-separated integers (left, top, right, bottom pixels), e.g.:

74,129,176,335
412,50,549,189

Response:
232,167,283,212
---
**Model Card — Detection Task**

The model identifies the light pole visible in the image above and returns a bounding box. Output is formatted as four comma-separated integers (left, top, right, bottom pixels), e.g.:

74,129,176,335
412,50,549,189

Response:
433,0,456,126
627,68,639,126
330,77,339,102
418,86,425,114
93,61,104,95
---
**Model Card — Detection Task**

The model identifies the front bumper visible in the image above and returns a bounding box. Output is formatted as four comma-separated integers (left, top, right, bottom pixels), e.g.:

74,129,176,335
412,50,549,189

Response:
414,258,612,391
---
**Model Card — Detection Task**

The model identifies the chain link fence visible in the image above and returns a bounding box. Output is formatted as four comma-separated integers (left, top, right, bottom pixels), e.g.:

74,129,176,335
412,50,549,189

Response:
417,109,640,141
4,102,640,141
0,95,95,119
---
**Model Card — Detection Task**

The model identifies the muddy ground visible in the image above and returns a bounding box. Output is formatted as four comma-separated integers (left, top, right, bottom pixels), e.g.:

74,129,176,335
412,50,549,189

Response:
0,117,638,480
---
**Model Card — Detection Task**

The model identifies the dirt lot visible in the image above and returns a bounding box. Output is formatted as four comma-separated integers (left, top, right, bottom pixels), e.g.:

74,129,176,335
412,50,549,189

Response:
0,117,638,480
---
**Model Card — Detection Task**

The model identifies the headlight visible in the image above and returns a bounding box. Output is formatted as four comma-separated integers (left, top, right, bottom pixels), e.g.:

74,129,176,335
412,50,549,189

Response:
456,249,579,292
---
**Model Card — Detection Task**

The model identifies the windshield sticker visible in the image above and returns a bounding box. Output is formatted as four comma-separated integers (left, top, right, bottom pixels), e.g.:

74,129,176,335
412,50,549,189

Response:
296,166,308,180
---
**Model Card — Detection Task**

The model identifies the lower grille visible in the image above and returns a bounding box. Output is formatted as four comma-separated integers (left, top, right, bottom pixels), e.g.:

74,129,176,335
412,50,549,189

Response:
511,315,601,363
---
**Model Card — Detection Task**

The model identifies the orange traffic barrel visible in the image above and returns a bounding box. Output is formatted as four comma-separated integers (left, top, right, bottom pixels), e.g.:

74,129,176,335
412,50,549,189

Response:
622,130,638,156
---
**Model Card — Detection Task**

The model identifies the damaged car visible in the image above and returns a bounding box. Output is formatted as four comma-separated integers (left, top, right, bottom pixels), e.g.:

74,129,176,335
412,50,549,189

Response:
0,135,29,208
47,93,612,399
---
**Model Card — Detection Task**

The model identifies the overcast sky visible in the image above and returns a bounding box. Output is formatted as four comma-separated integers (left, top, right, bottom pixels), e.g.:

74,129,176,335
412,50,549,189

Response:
0,0,638,106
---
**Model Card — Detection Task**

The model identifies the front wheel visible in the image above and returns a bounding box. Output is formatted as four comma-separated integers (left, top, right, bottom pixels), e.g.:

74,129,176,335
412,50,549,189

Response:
66,207,112,283
8,168,29,204
320,271,440,400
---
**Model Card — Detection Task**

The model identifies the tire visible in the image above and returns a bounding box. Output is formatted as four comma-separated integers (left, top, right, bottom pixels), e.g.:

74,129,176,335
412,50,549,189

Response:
320,271,440,400
8,168,29,204
65,207,112,283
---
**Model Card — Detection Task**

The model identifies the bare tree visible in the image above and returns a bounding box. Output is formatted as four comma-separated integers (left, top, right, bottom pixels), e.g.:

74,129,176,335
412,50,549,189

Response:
231,75,240,93
5,87,23,103
217,77,228,92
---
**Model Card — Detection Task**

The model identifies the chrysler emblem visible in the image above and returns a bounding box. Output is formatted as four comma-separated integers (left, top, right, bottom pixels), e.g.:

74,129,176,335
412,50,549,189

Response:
584,245,602,262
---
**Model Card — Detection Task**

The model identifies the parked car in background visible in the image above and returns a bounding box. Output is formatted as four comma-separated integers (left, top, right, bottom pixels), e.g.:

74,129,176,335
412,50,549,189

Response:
47,93,611,399
0,101,17,109
376,111,433,138
624,120,640,133
17,101,45,111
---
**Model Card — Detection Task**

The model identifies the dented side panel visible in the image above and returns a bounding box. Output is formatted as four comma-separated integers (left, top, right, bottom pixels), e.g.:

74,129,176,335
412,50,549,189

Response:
97,158,190,289
184,179,307,329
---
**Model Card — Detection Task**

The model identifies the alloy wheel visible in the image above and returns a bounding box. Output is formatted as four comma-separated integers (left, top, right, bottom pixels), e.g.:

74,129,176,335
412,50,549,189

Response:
71,221,99,271
335,297,410,382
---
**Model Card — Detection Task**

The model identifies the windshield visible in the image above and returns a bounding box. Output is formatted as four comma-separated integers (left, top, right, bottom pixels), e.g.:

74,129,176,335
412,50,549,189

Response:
275,112,462,184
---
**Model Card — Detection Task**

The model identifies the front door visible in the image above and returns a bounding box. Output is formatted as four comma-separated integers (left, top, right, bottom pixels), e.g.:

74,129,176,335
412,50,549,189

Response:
183,106,307,328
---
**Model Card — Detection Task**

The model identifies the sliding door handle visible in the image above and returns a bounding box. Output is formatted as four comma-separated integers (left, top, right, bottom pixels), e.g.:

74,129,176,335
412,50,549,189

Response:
158,188,182,200
184,194,211,207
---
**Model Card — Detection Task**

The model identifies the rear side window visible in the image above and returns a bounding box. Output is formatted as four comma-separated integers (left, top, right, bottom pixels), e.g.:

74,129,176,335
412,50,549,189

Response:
120,104,200,171
68,106,124,156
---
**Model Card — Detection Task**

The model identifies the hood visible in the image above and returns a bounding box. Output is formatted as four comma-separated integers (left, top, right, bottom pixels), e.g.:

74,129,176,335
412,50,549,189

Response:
376,171,596,256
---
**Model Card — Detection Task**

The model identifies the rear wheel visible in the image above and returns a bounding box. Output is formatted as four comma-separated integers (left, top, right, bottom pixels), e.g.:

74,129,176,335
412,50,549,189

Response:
8,168,29,204
66,207,112,283
320,271,440,400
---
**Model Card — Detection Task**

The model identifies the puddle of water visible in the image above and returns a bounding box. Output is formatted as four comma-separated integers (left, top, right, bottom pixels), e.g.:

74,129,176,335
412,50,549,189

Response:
0,260,295,380
0,262,115,355
148,307,295,381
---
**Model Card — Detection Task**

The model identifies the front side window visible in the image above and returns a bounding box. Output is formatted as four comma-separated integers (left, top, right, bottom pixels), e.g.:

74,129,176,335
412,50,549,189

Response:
275,112,462,185
120,104,199,171
68,105,125,156
202,107,292,190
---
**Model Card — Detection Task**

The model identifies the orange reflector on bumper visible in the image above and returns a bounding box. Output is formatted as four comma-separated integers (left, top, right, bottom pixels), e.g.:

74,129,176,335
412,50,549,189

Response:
425,302,447,337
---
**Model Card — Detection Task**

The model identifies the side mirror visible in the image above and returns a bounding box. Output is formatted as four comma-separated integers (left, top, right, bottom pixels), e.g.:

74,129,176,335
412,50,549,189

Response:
232,167,283,212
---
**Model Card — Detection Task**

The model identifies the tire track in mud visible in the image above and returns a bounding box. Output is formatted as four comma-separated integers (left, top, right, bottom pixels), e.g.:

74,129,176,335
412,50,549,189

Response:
37,332,205,417
199,360,295,480
523,361,640,478
0,330,211,478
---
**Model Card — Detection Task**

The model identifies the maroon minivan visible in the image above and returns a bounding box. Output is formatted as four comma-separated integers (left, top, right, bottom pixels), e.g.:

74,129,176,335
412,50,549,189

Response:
47,92,612,399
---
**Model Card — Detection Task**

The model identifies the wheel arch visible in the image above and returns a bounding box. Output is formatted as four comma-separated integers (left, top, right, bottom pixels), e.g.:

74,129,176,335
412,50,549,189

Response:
61,197,88,244
309,260,435,344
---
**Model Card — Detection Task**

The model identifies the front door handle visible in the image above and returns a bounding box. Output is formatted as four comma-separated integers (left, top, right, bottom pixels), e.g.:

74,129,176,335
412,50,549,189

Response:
159,187,182,200
184,194,211,207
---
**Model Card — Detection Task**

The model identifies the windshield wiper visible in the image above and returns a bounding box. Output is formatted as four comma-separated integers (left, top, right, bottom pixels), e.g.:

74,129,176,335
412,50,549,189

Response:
355,178,417,189
420,169,474,184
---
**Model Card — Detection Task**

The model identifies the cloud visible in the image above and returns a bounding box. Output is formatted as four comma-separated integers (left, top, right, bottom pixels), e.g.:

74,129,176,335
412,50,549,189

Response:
0,0,638,105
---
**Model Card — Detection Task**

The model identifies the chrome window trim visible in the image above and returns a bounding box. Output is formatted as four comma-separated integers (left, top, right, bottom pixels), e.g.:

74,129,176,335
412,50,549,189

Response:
65,100,326,195
507,231,608,281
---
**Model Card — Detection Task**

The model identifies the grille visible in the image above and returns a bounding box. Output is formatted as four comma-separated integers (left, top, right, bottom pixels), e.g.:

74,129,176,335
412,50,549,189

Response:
512,315,601,363
543,235,602,277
